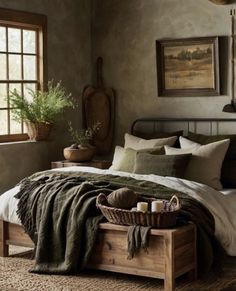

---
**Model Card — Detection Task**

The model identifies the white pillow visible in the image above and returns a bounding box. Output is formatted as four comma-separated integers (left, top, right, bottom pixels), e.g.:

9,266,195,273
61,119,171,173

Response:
124,133,177,150
109,146,124,170
179,136,201,149
165,138,230,190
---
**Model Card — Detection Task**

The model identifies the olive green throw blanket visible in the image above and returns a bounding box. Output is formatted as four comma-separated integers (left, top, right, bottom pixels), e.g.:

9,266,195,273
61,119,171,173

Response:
127,225,151,259
15,170,222,275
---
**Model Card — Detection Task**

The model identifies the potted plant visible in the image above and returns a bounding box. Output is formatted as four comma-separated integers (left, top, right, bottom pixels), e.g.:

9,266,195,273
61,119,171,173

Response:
9,81,75,141
63,122,101,162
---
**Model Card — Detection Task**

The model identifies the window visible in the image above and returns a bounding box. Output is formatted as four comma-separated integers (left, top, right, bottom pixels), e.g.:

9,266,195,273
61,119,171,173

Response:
0,8,47,142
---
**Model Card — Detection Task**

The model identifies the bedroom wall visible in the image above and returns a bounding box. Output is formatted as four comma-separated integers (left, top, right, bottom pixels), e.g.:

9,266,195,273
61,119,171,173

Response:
0,0,92,193
91,0,236,146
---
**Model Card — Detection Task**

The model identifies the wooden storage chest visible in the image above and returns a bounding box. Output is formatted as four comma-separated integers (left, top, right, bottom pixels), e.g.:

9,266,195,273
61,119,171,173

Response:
88,223,197,291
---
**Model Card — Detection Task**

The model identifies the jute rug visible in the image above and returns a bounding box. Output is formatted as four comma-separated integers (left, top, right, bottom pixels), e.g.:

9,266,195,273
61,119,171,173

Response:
0,246,235,291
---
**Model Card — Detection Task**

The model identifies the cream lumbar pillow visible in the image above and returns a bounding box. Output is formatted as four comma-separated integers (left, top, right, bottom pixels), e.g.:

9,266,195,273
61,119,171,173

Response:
124,133,177,150
109,146,125,170
165,138,230,190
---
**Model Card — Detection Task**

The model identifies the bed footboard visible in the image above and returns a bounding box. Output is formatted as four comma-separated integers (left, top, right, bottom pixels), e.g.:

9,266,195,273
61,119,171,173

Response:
0,220,9,257
0,220,34,257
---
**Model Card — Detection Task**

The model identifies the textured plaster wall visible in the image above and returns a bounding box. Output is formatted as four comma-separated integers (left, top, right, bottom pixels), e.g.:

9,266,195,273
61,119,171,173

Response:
1,0,236,193
0,0,91,193
92,0,236,146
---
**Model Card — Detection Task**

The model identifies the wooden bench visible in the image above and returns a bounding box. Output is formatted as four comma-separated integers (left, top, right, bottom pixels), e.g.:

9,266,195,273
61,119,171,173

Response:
0,220,196,291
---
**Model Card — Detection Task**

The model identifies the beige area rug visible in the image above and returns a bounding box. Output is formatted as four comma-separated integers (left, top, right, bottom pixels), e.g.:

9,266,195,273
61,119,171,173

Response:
0,246,235,291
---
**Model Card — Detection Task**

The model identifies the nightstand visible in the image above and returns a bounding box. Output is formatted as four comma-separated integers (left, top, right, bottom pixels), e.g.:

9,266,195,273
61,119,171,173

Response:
51,160,112,169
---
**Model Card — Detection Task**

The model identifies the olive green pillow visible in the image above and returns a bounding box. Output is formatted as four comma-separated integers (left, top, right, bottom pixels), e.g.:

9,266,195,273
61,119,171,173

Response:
112,146,164,173
133,152,192,178
188,132,236,187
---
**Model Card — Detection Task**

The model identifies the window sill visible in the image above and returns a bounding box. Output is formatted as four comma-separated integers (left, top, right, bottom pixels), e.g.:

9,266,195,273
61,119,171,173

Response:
0,140,51,147
0,134,29,143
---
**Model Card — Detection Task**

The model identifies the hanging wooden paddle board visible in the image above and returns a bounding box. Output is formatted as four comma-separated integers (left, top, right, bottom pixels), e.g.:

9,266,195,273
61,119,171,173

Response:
82,57,115,154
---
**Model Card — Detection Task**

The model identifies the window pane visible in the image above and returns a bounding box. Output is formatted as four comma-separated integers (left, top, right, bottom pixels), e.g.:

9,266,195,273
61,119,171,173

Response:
23,30,36,54
10,110,22,134
23,83,36,102
23,55,36,80
9,54,22,80
0,109,8,134
0,54,6,80
8,27,21,53
9,83,22,104
9,83,21,94
0,26,6,51
0,84,7,108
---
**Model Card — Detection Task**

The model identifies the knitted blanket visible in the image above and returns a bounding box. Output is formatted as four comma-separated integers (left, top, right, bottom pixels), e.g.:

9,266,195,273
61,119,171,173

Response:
15,170,222,275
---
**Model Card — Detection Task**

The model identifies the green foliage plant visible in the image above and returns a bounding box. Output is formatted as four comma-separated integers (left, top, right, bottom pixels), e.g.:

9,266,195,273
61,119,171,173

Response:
9,80,75,124
68,121,101,147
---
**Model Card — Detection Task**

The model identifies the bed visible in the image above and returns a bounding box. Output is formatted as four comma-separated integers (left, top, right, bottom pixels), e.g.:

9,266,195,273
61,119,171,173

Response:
1,117,236,291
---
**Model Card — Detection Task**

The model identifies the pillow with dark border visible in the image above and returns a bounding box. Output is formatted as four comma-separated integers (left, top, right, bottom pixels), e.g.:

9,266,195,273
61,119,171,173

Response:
187,132,236,159
221,160,236,187
133,152,192,178
187,132,236,187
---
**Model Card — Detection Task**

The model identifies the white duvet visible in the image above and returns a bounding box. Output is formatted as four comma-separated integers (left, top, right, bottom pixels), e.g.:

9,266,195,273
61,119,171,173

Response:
0,166,236,256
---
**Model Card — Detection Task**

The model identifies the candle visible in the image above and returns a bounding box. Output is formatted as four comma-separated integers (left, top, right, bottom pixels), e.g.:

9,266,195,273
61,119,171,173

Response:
137,202,148,212
151,200,163,212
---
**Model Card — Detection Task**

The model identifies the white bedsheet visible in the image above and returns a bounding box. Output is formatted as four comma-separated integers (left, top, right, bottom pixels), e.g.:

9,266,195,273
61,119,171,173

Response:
220,188,236,196
0,166,236,256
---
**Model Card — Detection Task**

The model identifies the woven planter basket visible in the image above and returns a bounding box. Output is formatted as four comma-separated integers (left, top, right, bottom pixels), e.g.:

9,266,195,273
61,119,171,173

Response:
96,194,181,228
25,121,52,141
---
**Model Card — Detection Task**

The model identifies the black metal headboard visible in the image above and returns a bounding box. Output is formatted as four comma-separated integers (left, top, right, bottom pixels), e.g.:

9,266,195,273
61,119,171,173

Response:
131,118,236,136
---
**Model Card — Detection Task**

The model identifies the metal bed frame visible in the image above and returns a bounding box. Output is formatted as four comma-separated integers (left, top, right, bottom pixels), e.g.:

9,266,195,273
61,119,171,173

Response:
131,117,236,136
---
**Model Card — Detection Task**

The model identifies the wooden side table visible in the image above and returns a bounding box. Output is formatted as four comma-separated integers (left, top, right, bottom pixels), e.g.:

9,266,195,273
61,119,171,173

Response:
51,160,112,170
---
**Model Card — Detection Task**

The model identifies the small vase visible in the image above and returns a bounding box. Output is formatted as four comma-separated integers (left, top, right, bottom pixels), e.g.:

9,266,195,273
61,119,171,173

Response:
63,145,96,162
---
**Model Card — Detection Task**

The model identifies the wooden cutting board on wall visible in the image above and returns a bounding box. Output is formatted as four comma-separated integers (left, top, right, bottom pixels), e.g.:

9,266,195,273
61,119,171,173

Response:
82,57,115,155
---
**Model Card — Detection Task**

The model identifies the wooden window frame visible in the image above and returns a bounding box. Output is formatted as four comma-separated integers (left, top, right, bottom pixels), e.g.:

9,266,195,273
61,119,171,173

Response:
0,8,47,143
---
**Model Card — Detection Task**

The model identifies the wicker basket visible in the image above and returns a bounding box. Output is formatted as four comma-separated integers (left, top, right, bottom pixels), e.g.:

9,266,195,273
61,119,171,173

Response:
96,194,181,228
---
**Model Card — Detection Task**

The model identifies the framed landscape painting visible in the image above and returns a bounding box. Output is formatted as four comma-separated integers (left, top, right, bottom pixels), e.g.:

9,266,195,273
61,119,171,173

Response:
156,37,220,96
